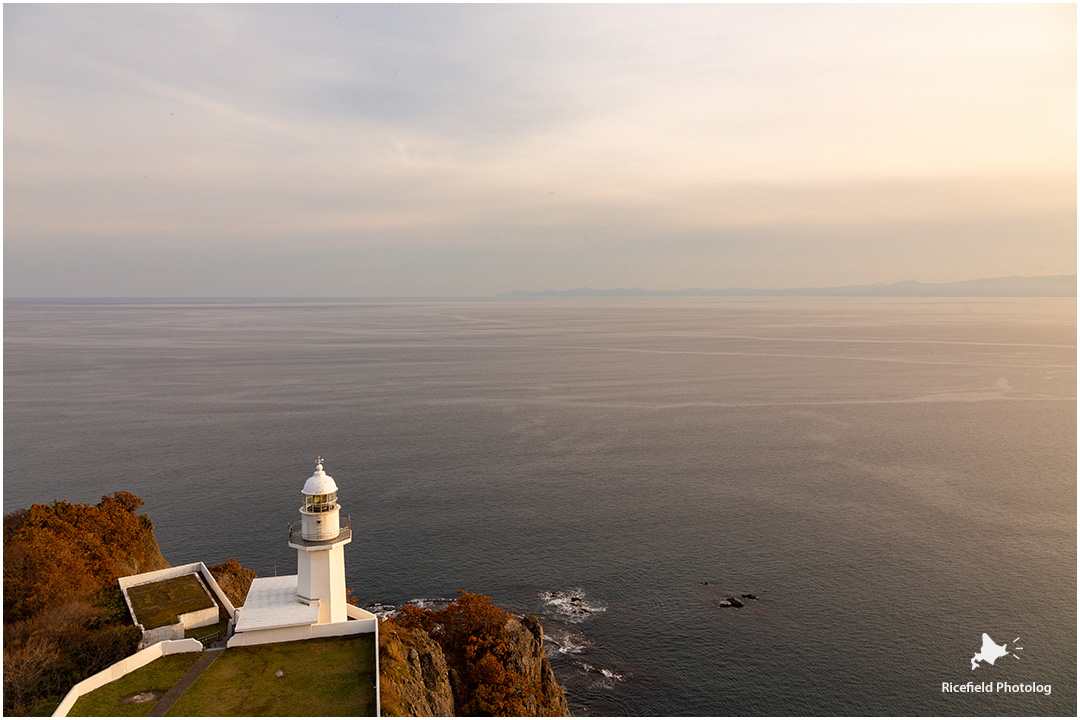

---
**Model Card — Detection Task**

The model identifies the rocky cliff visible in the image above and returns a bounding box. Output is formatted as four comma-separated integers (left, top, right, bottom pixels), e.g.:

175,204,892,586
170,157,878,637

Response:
380,593,570,716
380,618,457,716
499,614,570,717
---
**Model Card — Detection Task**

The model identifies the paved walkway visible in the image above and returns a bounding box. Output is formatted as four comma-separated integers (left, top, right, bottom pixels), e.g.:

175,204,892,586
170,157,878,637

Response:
146,647,225,717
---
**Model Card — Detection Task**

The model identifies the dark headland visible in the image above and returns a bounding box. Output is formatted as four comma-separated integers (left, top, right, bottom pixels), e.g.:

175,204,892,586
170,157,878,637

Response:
499,273,1076,298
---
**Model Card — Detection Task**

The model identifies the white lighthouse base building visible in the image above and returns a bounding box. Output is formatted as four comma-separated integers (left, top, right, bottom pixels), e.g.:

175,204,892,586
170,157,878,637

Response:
227,575,376,647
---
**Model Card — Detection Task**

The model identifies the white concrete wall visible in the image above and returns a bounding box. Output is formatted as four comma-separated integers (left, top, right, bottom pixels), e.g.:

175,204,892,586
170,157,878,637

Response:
178,604,219,630
139,622,185,648
345,604,377,621
191,564,237,619
121,563,232,649
297,550,312,602
119,561,237,622
327,545,347,623
52,639,203,717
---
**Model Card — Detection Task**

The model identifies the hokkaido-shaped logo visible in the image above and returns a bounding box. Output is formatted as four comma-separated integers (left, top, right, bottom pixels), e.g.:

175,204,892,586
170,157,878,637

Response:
971,633,1022,670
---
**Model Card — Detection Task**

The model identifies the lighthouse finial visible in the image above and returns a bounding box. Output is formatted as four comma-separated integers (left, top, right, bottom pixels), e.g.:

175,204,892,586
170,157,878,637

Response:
316,456,324,470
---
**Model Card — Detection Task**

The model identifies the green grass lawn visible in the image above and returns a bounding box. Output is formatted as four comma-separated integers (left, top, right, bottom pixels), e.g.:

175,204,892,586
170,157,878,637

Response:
127,574,216,630
68,653,201,717
166,635,377,716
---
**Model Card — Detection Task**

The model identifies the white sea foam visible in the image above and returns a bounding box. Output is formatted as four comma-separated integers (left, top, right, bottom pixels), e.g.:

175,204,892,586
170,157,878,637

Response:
544,625,589,655
539,589,607,622
581,662,626,683
600,668,625,681
406,597,453,612
365,603,401,619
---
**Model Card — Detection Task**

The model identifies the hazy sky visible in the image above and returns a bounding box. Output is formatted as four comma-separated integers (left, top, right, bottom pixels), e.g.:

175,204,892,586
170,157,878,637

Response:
4,4,1076,297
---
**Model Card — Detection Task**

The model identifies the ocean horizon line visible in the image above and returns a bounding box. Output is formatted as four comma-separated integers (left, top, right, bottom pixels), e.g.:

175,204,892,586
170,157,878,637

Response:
3,273,1075,302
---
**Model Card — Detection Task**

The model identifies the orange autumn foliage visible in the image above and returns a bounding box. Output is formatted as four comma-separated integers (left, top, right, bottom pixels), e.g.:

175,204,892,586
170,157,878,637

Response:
396,591,538,716
207,558,257,607
4,492,154,623
3,492,155,715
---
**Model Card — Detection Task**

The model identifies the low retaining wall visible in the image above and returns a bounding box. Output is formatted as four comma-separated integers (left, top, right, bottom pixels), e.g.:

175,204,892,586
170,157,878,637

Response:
179,603,220,631
119,562,237,648
140,621,185,646
51,639,203,717
119,562,237,620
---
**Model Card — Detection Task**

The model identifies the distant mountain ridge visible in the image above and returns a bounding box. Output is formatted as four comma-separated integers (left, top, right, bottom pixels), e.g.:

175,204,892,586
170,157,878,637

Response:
499,274,1076,298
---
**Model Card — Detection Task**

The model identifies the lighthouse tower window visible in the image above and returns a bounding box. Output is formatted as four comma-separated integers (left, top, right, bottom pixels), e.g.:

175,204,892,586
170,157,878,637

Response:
305,491,336,513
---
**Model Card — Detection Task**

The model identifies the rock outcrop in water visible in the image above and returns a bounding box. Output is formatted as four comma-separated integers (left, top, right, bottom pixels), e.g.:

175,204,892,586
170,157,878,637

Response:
380,592,570,716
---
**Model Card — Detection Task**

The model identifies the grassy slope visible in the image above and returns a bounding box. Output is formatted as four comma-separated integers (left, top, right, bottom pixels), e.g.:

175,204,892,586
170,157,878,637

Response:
68,654,201,717
166,636,376,716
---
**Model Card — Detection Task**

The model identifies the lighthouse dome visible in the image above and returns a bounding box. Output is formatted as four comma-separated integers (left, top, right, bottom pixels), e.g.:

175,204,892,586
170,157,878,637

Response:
302,462,338,496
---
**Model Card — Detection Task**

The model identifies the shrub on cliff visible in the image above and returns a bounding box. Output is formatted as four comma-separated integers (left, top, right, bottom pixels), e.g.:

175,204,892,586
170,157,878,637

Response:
2,492,161,715
4,492,163,622
396,592,540,716
208,558,257,606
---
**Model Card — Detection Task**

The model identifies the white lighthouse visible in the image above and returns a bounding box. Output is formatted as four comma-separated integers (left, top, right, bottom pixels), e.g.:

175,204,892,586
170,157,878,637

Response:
229,458,377,649
289,459,351,624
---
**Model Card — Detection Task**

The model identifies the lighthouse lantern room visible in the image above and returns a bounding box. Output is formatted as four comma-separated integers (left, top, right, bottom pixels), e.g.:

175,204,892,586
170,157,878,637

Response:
300,459,341,540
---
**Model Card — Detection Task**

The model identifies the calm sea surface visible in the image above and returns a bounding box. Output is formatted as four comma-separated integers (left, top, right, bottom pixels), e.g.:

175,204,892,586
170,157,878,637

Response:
4,298,1076,716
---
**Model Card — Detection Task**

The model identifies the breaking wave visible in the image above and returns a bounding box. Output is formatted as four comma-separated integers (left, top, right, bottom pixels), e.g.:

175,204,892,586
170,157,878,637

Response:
581,662,627,683
539,589,606,623
365,597,455,619
543,624,589,656
364,602,400,620
405,597,454,612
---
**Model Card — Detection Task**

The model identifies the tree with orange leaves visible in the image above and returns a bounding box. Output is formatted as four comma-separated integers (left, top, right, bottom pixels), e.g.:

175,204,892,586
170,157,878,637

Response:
397,591,538,716
3,492,157,715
